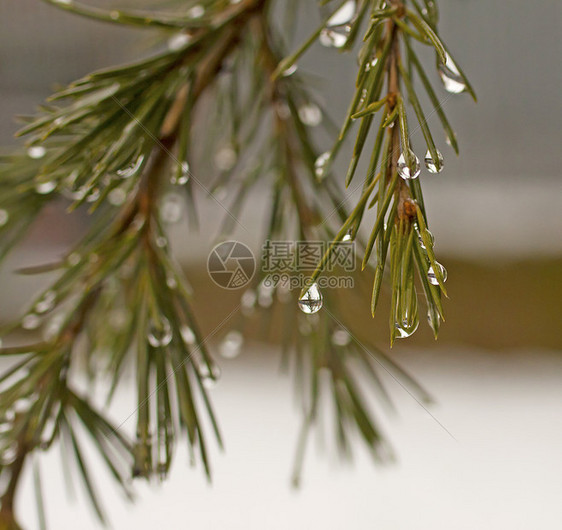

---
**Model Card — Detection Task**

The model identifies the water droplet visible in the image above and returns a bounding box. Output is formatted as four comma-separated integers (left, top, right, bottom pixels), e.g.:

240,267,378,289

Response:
298,104,322,127
241,289,257,316
160,193,184,224
281,64,298,77
22,313,41,330
166,275,177,289
187,5,205,18
320,27,350,48
109,10,120,20
258,281,274,308
181,326,196,345
438,53,467,94
27,146,46,159
365,57,378,72
43,314,64,341
314,151,330,179
342,230,353,242
298,283,323,314
220,330,243,359
397,152,421,180
424,149,444,174
148,317,173,347
199,363,221,389
214,146,237,171
155,236,167,248
427,262,448,286
172,162,190,185
168,32,191,51
0,209,9,227
35,290,56,314
35,180,57,195
86,188,100,202
327,0,356,26
108,187,127,206
395,308,420,339
332,329,351,346
276,102,291,120
117,154,144,179
417,228,434,250
67,252,81,266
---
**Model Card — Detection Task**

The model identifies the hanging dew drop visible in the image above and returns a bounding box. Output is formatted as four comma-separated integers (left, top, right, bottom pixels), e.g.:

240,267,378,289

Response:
22,313,41,330
327,0,356,26
281,64,298,77
160,193,184,224
438,53,467,94
298,104,322,127
147,317,173,347
427,262,448,286
0,209,9,227
187,5,205,18
219,330,244,359
180,325,196,345
418,228,434,250
108,187,127,206
314,151,330,179
332,329,351,346
35,180,56,195
35,290,56,314
27,146,46,159
168,32,191,51
117,154,144,179
395,319,419,339
424,149,444,174
319,28,349,49
397,152,421,180
214,146,237,171
298,283,323,314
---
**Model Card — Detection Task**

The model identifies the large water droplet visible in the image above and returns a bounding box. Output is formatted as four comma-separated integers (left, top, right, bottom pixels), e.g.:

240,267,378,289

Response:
0,209,9,227
397,152,421,180
314,151,330,179
27,146,46,159
220,331,243,359
395,318,419,339
298,283,323,314
35,290,56,314
427,262,448,286
199,363,221,389
424,149,444,174
148,317,173,347
298,104,322,127
438,53,467,94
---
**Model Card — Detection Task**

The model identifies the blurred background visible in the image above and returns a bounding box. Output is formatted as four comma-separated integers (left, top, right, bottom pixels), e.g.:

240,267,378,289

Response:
0,0,561,529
